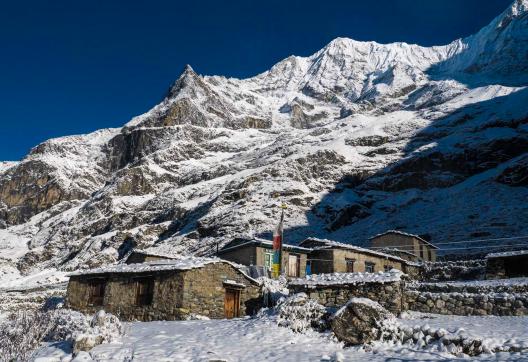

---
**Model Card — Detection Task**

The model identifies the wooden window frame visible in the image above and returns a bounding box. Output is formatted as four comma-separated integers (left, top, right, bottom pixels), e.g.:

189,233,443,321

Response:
264,250,274,271
135,277,155,306
345,258,355,273
88,279,106,306
365,262,375,273
287,253,301,277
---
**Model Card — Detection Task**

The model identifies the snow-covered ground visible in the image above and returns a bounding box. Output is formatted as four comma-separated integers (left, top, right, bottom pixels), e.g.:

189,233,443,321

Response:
32,312,528,361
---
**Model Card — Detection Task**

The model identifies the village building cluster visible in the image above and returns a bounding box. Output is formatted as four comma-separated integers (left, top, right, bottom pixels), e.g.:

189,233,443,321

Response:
66,229,528,321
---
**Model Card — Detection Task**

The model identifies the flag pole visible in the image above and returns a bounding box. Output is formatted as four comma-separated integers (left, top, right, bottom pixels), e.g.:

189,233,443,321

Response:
279,202,287,276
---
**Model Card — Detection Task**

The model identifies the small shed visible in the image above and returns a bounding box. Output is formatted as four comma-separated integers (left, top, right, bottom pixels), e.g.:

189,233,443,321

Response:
486,250,528,279
369,230,438,262
66,257,262,321
217,237,312,278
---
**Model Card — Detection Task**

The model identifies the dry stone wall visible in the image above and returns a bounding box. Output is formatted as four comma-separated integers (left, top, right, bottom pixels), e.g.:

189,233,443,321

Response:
289,281,403,314
404,290,528,316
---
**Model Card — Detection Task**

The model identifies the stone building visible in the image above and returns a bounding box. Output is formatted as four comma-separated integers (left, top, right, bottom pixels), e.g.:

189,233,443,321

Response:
217,237,311,278
66,257,262,321
369,230,438,262
299,238,420,277
485,250,528,279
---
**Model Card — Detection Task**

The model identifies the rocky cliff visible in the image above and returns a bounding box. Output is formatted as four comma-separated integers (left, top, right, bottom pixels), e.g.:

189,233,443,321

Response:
1,0,527,275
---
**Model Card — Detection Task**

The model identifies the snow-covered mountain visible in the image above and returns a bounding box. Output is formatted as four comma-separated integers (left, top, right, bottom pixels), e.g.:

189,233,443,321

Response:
1,0,527,279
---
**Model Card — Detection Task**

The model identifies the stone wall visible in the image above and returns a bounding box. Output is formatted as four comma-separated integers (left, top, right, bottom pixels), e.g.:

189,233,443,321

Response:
289,281,403,314
181,263,262,319
404,290,528,316
422,259,486,281
67,262,262,321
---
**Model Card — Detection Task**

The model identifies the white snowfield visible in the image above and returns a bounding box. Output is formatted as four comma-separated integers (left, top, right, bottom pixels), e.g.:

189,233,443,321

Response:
32,312,528,361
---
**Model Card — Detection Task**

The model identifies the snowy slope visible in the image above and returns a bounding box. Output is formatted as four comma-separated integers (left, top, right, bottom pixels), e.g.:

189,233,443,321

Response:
0,0,527,278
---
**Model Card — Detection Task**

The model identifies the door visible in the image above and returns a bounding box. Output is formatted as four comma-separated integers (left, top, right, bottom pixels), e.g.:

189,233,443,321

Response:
224,288,240,319
288,254,300,277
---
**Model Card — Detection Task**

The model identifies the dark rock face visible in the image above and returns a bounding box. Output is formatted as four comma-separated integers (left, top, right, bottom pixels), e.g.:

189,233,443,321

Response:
496,155,528,186
331,298,393,345
345,135,389,147
0,161,88,224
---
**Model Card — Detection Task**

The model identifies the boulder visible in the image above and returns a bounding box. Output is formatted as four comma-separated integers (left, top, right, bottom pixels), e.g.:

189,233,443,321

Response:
331,297,393,345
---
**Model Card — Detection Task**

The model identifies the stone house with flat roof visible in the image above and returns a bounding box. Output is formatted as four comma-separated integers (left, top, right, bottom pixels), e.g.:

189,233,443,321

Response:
66,257,262,321
485,250,528,279
299,237,421,278
369,230,438,262
217,238,311,278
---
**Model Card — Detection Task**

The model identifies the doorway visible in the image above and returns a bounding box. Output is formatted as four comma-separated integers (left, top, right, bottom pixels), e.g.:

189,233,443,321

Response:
287,254,300,277
224,288,241,319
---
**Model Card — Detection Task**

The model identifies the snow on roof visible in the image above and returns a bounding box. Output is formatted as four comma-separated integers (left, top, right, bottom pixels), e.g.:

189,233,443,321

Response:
486,249,528,259
219,238,312,254
68,256,259,284
368,230,439,249
289,269,403,288
301,237,411,264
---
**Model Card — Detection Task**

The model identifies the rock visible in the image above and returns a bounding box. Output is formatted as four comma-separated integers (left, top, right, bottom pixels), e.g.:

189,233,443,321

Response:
73,334,103,354
331,297,393,345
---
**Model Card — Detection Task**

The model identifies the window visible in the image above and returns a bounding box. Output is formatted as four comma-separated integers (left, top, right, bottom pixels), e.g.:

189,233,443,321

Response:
428,249,432,261
419,244,424,259
135,278,155,306
88,280,106,306
365,262,375,273
264,251,274,271
384,265,392,272
345,258,355,273
287,254,300,277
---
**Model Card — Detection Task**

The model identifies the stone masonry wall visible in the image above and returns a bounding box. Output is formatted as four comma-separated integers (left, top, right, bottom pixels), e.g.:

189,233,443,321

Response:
289,281,403,314
404,290,528,316
67,263,262,321
181,263,262,319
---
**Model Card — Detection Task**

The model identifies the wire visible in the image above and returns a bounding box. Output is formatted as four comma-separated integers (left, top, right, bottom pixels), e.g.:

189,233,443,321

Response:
436,244,528,252
368,235,528,250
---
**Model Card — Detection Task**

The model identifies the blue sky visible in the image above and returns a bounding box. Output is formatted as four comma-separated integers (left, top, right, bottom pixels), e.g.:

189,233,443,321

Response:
0,0,511,160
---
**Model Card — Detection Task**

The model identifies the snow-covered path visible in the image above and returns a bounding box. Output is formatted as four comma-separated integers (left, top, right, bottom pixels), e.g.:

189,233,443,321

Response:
82,314,528,362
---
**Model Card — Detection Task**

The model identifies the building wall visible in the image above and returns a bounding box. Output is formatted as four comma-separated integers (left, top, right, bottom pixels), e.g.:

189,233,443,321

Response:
331,249,403,273
308,249,335,274
66,263,262,321
217,245,258,266
220,245,308,278
181,263,262,318
486,255,528,279
371,234,436,262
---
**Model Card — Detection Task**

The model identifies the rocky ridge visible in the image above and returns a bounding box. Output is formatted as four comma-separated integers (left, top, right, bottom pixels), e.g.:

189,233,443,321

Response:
0,0,527,276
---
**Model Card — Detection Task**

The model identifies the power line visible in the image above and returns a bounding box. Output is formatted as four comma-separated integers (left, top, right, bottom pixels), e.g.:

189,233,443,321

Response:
437,244,528,252
368,235,528,250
